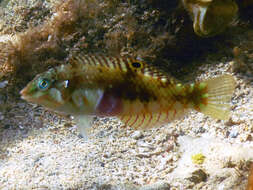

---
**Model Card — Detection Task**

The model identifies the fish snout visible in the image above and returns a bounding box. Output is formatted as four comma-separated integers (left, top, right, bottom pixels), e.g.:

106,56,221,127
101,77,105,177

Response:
20,86,29,100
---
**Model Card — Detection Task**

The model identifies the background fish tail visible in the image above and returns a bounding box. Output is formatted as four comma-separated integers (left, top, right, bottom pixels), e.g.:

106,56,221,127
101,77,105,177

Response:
193,74,236,120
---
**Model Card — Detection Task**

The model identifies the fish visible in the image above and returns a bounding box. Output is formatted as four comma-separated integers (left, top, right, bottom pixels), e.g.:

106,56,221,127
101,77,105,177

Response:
182,0,238,37
20,53,235,139
247,163,253,190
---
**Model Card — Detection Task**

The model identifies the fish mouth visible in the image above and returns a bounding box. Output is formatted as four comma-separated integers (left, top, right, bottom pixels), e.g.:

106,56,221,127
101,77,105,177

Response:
20,87,29,100
20,87,35,102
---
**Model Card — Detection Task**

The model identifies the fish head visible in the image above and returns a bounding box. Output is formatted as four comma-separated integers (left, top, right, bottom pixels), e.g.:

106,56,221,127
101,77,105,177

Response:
20,68,69,110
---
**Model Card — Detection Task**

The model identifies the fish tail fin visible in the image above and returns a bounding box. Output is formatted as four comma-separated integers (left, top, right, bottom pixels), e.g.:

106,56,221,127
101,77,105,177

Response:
191,74,236,120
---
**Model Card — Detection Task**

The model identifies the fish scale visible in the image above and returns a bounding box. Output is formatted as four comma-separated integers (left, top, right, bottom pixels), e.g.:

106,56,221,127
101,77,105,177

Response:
20,53,236,138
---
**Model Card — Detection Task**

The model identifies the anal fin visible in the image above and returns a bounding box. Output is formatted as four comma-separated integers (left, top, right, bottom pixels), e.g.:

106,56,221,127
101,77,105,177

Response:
119,111,172,130
74,115,94,140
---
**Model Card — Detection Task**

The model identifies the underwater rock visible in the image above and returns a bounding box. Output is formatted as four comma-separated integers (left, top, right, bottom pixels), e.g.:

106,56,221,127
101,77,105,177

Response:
188,169,208,184
131,131,144,140
0,80,8,88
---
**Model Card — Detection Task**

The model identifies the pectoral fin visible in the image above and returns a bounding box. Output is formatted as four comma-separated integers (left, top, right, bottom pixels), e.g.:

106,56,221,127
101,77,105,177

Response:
74,115,94,140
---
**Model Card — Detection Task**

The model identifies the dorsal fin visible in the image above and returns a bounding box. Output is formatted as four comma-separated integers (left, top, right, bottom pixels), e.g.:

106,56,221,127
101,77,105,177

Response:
69,53,180,85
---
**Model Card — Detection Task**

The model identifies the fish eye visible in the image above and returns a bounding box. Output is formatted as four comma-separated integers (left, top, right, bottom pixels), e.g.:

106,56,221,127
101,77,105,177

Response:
131,61,142,68
38,78,50,90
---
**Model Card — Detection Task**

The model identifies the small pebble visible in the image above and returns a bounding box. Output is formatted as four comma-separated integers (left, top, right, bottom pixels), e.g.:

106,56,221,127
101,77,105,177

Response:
0,112,4,120
17,103,26,109
137,141,154,149
139,182,170,190
131,131,143,140
0,81,8,88
228,129,239,138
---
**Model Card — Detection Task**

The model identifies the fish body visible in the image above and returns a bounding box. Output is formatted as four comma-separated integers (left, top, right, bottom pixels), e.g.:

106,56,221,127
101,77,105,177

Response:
247,164,253,190
20,53,235,138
